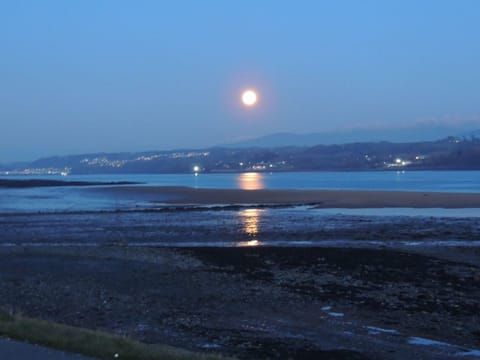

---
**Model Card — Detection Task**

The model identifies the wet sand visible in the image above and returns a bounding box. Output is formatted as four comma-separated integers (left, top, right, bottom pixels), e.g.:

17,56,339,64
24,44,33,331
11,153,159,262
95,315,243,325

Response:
2,209,480,248
96,186,480,208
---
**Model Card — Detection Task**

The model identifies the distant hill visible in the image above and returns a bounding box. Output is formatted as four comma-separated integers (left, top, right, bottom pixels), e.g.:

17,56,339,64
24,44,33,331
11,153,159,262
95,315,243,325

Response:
463,129,480,138
3,136,480,175
222,124,480,148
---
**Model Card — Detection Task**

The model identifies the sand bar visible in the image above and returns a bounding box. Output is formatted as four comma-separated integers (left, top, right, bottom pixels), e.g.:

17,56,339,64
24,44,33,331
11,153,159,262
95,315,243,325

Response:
97,186,480,208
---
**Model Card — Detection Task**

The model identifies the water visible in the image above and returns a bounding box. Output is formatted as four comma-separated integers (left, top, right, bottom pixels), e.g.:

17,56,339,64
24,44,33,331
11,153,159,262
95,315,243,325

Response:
1,171,480,213
3,170,480,191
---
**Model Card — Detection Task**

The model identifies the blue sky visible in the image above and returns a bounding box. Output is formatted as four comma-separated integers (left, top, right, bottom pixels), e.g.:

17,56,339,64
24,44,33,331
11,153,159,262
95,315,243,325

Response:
1,1,480,161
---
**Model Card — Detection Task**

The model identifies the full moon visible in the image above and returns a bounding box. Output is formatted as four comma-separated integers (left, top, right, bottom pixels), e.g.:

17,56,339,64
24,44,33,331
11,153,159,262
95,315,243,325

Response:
241,90,258,107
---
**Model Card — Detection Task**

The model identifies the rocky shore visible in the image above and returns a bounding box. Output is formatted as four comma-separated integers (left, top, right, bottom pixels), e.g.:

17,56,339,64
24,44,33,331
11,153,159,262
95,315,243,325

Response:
0,245,479,359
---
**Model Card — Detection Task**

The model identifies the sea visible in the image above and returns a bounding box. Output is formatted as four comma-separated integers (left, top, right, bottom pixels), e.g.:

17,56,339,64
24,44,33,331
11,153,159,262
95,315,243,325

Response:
4,170,480,191
1,170,480,214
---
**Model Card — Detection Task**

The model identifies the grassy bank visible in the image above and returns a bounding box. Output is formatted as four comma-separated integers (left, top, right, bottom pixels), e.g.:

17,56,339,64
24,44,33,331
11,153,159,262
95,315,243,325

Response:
0,308,229,360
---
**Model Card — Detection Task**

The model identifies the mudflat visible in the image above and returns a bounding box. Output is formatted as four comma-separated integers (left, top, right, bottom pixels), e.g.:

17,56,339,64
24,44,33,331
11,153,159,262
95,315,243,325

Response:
96,185,480,208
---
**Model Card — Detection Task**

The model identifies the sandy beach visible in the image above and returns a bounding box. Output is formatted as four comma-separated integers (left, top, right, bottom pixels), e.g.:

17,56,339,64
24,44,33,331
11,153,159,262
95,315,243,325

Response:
96,186,480,208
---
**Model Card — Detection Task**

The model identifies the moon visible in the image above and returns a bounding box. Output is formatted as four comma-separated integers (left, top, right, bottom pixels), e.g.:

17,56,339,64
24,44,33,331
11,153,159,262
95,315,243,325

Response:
241,89,258,107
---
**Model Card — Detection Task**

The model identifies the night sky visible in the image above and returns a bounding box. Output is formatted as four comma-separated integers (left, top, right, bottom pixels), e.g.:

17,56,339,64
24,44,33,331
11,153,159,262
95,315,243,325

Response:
1,1,479,161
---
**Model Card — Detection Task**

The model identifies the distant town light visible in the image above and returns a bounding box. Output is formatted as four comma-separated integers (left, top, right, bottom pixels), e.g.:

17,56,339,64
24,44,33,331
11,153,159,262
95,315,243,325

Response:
193,165,200,173
395,158,402,164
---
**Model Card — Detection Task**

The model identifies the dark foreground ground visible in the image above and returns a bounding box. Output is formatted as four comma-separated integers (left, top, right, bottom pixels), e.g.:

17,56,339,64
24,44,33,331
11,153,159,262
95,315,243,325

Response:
0,337,95,360
0,245,479,359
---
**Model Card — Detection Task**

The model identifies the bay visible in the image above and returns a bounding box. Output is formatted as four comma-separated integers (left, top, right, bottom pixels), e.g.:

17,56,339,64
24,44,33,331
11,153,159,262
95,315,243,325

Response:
2,170,480,213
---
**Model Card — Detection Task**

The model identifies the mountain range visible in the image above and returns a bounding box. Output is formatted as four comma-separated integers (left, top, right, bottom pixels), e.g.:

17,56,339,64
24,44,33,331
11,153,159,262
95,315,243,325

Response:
221,123,480,148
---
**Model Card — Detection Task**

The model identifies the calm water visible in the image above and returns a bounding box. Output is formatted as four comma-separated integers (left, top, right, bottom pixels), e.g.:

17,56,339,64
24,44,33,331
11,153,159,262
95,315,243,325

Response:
1,171,480,213
3,170,480,191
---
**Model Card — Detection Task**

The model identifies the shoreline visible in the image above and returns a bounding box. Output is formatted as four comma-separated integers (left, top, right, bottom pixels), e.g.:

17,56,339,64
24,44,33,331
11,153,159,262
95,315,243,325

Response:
0,245,479,359
3,207,480,247
95,186,480,208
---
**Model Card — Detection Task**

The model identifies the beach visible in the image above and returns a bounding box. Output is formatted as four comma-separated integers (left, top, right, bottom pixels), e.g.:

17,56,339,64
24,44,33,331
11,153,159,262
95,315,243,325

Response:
1,185,480,359
0,245,479,359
